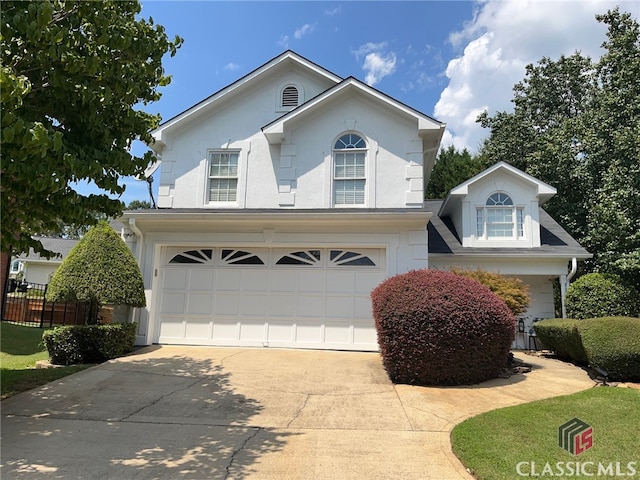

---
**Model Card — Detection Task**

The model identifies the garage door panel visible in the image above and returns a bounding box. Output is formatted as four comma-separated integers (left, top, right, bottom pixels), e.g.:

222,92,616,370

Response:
163,269,188,289
267,320,294,343
298,271,326,292
158,316,185,339
187,270,215,290
268,295,296,316
160,293,186,314
325,321,352,344
184,317,211,339
325,271,355,293
295,320,323,343
187,293,214,314
354,320,377,345
326,296,354,318
354,296,374,317
212,319,238,340
239,320,266,342
213,294,240,315
215,270,241,291
241,270,268,291
239,295,268,315
269,271,297,292
355,271,384,293
297,295,325,317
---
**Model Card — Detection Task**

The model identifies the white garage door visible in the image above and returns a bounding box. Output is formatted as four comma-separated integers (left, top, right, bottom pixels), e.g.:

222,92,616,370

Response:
155,247,386,351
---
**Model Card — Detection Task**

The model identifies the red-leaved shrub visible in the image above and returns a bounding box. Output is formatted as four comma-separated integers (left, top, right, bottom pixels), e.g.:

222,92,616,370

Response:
371,269,516,385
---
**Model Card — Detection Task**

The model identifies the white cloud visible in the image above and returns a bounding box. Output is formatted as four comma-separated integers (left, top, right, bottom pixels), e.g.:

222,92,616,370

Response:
294,23,317,40
352,42,397,86
277,35,290,48
324,5,342,16
224,62,240,71
435,0,638,153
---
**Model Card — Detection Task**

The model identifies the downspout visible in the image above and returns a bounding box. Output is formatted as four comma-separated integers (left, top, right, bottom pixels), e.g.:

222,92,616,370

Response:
128,218,145,328
561,257,578,318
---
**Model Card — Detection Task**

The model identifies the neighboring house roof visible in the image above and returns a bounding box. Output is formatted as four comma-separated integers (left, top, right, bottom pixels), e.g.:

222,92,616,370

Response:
426,200,591,259
16,237,79,264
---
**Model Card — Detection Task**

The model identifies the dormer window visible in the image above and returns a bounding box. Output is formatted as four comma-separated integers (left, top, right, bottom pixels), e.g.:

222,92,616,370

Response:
476,193,524,239
281,85,299,108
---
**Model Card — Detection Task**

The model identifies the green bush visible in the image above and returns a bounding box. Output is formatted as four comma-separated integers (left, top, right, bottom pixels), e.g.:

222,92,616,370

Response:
46,221,146,323
533,318,587,363
566,273,639,319
452,268,530,316
42,323,137,365
578,317,640,382
371,269,515,386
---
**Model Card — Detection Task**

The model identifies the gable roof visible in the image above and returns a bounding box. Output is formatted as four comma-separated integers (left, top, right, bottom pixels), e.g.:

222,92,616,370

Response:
150,50,343,149
426,200,591,259
439,161,557,217
16,237,79,264
262,76,445,145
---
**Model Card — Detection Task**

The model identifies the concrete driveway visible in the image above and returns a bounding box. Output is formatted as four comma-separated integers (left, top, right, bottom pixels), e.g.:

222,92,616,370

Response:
1,346,594,479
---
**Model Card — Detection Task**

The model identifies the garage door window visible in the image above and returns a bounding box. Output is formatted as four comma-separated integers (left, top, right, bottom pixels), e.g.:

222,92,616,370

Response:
220,249,265,265
275,250,321,265
330,250,376,266
169,249,214,264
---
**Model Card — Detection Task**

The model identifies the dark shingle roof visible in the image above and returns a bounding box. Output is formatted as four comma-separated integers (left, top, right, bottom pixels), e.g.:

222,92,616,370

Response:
16,237,79,262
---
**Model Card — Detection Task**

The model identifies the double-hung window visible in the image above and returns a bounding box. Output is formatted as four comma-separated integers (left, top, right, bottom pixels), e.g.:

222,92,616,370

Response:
476,193,524,239
208,151,238,202
333,133,366,205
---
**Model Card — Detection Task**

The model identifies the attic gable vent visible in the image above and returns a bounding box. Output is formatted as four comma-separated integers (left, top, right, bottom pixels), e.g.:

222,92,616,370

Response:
281,85,299,107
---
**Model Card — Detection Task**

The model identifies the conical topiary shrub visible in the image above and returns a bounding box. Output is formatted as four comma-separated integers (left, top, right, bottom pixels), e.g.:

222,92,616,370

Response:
46,221,146,323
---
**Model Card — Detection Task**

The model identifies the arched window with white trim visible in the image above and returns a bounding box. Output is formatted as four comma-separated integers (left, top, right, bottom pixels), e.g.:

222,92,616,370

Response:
333,133,367,205
476,192,525,239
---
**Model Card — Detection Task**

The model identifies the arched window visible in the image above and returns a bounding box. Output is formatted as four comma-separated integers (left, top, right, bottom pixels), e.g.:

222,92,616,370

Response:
281,85,299,108
476,193,525,239
333,133,366,205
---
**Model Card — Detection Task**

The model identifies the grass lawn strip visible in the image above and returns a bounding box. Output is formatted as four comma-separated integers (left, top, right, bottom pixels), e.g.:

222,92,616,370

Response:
1,322,92,399
452,387,640,479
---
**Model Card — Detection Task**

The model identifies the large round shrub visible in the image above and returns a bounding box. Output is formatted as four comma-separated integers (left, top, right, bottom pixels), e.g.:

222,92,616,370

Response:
578,317,640,382
371,269,515,386
566,273,639,319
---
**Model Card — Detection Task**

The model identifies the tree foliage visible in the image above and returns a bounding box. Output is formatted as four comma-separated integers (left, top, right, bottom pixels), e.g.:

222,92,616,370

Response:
1,1,182,257
46,221,146,317
477,8,640,288
425,145,485,199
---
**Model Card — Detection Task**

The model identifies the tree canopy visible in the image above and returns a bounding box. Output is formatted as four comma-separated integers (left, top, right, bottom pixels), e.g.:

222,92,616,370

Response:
477,8,640,288
1,0,182,257
426,145,485,199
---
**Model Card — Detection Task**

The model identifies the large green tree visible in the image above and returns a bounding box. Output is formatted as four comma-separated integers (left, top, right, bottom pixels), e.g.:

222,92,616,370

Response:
1,1,182,257
426,145,485,199
477,8,640,288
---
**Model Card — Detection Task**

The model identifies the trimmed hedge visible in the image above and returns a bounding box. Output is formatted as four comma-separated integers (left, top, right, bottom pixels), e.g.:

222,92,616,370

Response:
371,269,515,386
532,319,587,363
579,317,640,382
42,323,137,365
566,273,639,319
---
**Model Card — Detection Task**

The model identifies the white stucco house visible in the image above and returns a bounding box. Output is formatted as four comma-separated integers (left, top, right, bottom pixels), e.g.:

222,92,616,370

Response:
120,51,590,350
11,237,79,285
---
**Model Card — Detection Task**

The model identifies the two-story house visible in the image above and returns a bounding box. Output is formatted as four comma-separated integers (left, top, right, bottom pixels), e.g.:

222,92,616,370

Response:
121,51,590,350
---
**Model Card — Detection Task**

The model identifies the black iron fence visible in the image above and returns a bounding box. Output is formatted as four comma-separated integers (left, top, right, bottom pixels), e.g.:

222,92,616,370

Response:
2,280,90,328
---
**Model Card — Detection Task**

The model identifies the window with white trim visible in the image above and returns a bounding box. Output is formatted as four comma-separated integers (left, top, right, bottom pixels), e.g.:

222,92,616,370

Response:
333,133,366,205
208,151,238,202
476,193,525,239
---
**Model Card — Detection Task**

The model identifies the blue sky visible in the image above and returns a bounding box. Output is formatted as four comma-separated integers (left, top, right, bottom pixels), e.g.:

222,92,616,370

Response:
108,0,638,205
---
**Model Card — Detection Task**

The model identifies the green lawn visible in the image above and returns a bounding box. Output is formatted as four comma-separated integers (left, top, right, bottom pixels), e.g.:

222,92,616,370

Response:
1,322,91,399
452,387,640,479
